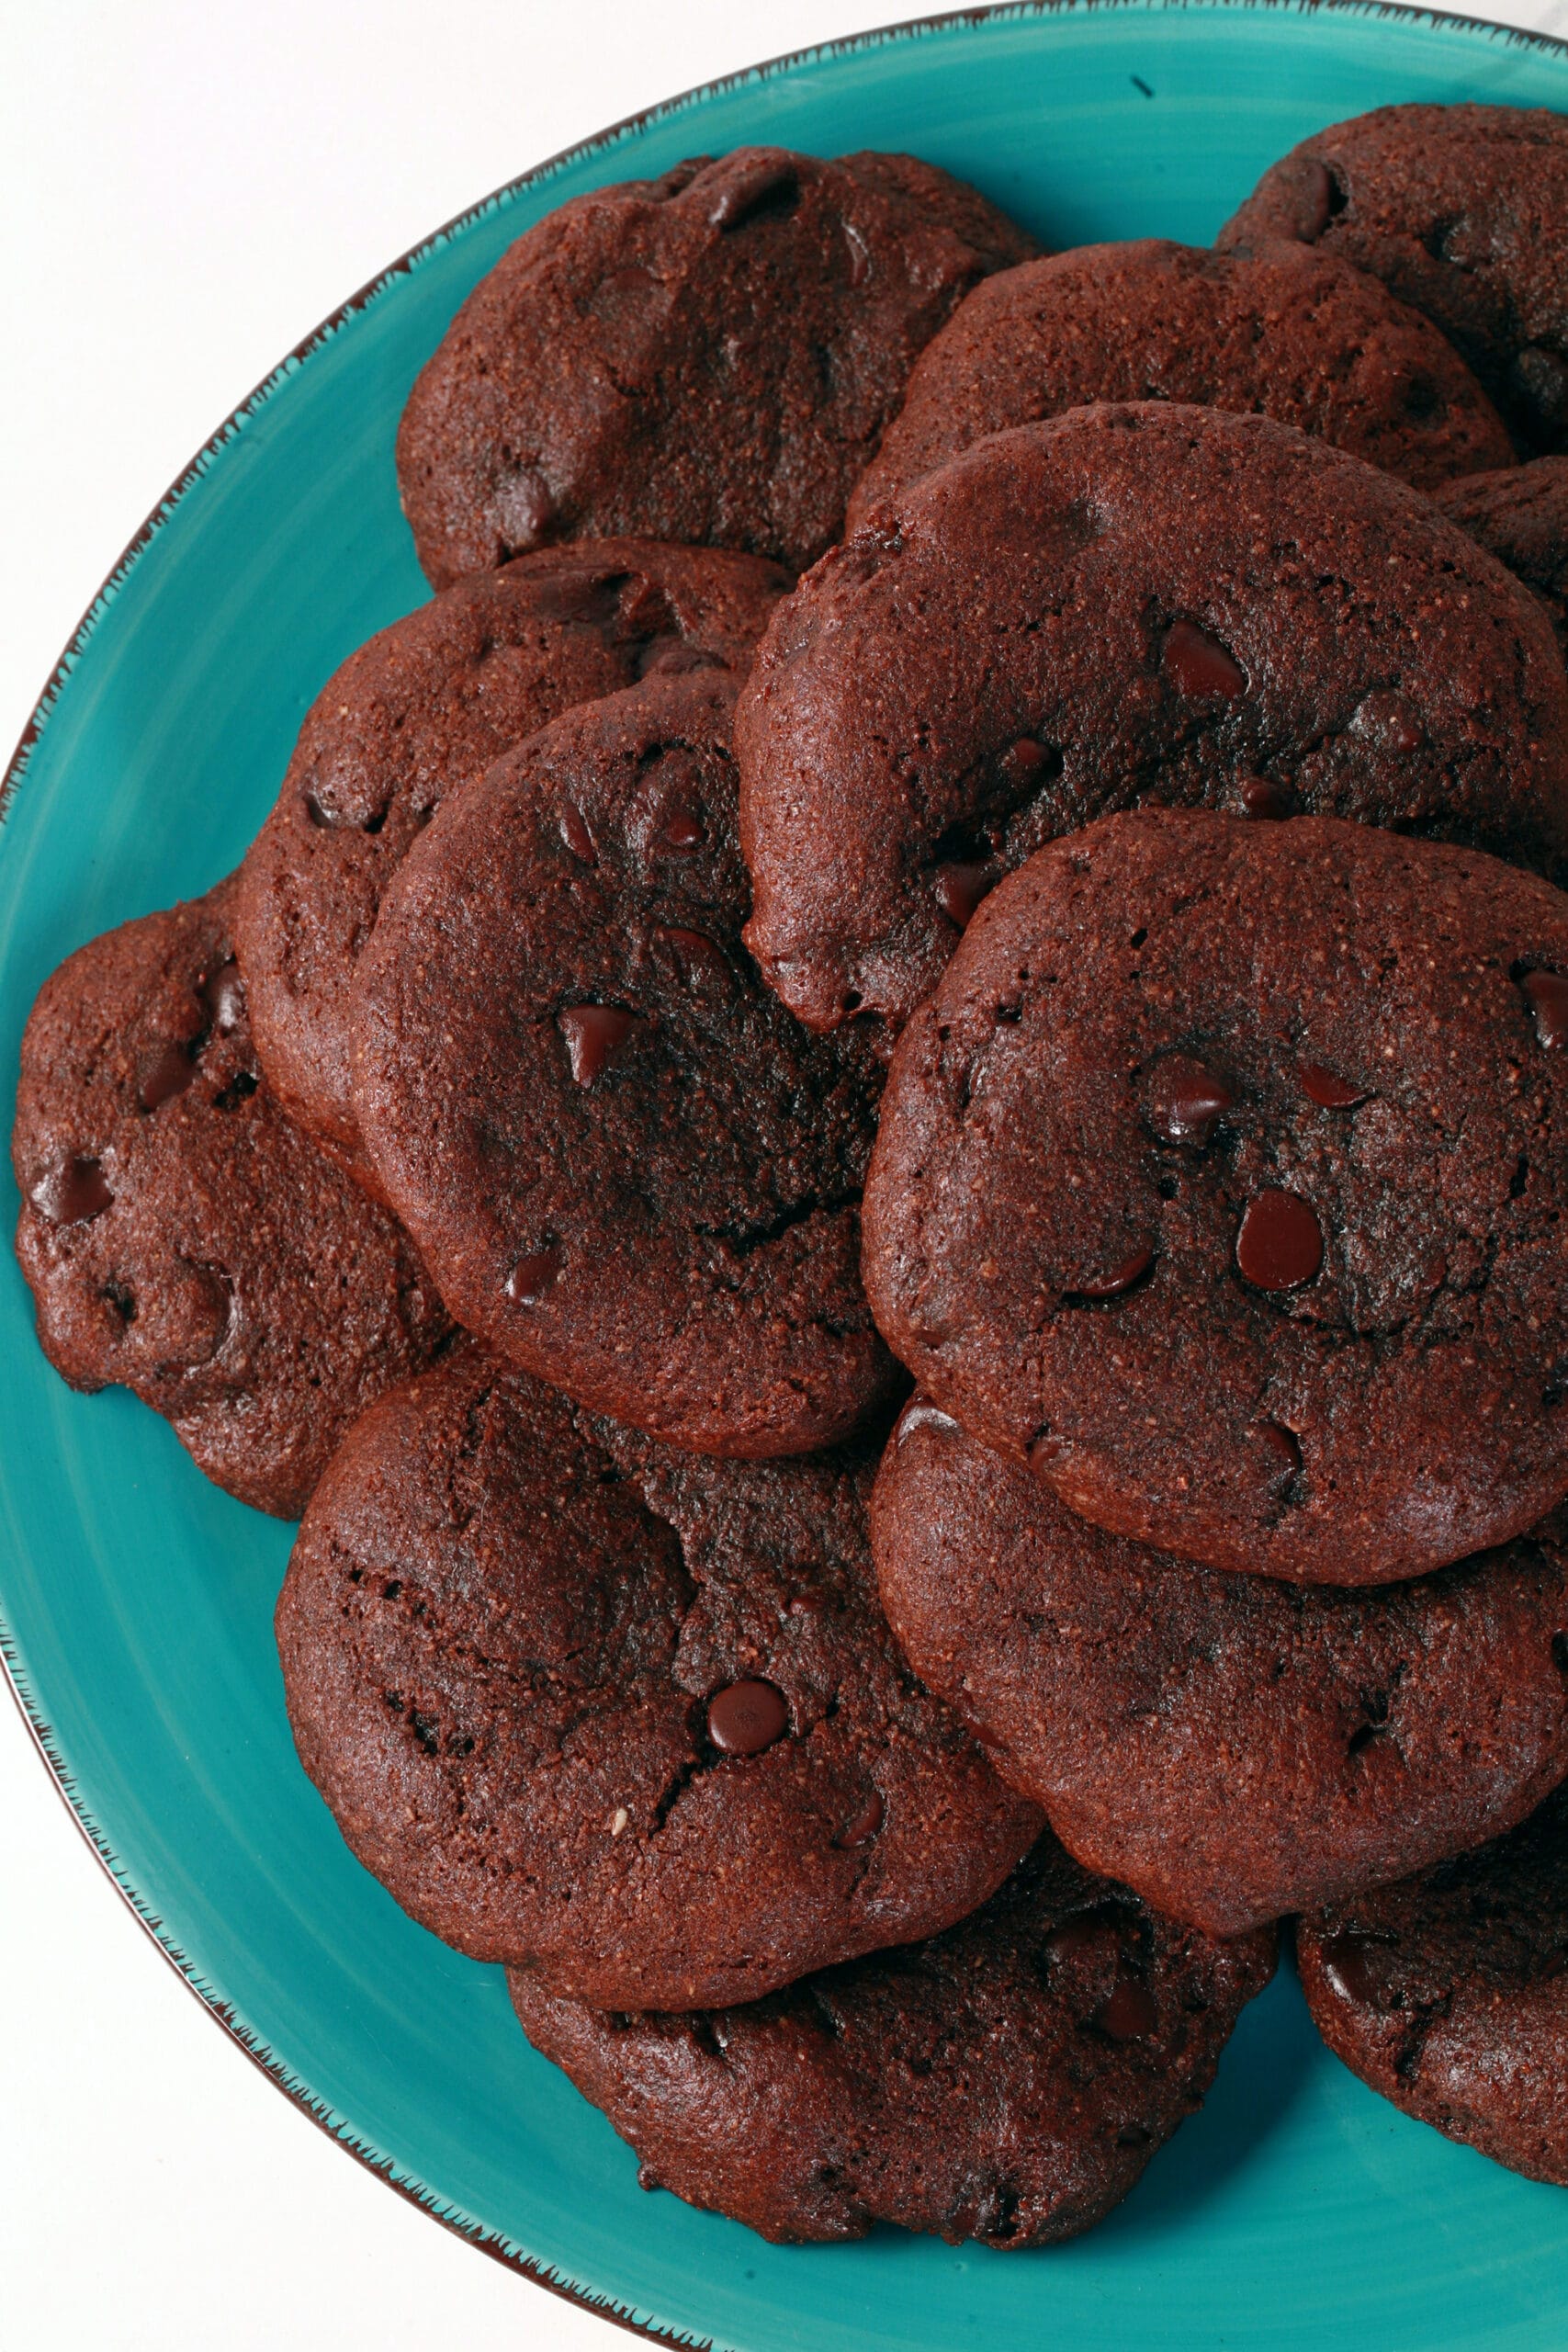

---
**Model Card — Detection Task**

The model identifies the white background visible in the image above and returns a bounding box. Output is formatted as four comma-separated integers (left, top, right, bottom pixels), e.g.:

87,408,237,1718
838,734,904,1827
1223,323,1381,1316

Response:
2,2,1565,2346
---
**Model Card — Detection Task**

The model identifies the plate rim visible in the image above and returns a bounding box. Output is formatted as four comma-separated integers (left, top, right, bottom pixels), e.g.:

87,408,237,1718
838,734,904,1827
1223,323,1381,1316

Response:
6,1,1568,2338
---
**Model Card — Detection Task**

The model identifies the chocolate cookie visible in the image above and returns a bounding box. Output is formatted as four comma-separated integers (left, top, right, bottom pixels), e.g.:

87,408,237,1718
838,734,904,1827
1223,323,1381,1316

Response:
1434,458,1568,651
234,542,789,1176
276,1349,1039,2009
848,237,1512,525
1217,103,1568,454
874,1399,1568,1934
1300,1782,1568,2185
12,878,451,1518
510,1833,1275,2247
353,668,894,1456
739,402,1568,1041
397,147,1038,589
862,808,1568,1587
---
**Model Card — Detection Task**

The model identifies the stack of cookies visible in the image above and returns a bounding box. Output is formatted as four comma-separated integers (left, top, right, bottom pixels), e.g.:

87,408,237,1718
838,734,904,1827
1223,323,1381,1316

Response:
16,107,1568,2244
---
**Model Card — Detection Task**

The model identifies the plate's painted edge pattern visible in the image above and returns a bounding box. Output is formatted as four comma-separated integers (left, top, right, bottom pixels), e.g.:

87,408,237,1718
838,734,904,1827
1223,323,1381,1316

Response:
5,0,1568,2332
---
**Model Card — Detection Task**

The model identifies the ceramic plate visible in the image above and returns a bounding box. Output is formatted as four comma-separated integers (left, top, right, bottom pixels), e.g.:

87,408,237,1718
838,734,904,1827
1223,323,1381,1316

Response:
6,6,1568,2346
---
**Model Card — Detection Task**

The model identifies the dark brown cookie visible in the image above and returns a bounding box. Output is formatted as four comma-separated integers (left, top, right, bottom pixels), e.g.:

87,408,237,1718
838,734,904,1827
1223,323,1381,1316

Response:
849,237,1512,525
874,1398,1568,1934
739,402,1568,1042
1433,458,1568,651
509,1834,1275,2247
863,808,1568,1587
1217,103,1568,455
396,147,1038,588
12,878,451,1518
1300,1782,1568,2185
233,542,789,1178
276,1349,1040,2009
353,668,894,1456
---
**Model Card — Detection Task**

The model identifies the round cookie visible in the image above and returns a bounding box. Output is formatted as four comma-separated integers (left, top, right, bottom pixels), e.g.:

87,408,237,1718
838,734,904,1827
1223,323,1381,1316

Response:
848,236,1512,525
1217,103,1568,454
1434,458,1568,651
12,877,451,1519
1300,1782,1568,2186
396,146,1038,588
738,402,1568,1042
874,1398,1568,1935
862,808,1568,1588
276,1348,1040,2010
353,667,894,1457
234,541,789,1176
509,1833,1276,2248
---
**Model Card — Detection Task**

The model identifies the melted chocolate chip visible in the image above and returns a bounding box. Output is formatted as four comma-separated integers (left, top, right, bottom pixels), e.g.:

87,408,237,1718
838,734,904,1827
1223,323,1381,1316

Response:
707,154,799,232
706,1678,789,1757
843,219,872,288
138,1042,197,1111
661,808,704,849
897,1399,961,1445
1236,1190,1324,1291
1067,1246,1155,1302
1043,1910,1122,1966
1097,1978,1159,2041
1236,774,1294,820
834,1790,884,1848
1161,619,1246,700
496,469,555,549
1294,154,1337,241
201,958,246,1033
1258,1419,1303,1478
1299,1061,1369,1109
1318,1930,1378,2007
558,803,595,862
1147,1055,1234,1147
998,735,1056,786
30,1154,113,1226
1521,969,1568,1048
558,1004,643,1084
504,1246,562,1305
934,861,995,931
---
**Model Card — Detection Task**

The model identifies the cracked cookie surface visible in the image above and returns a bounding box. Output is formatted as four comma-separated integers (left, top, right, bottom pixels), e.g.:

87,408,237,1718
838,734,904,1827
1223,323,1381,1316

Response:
1300,1781,1568,2184
862,808,1568,1585
396,146,1038,588
738,401,1568,1042
353,667,896,1455
1217,103,1568,456
1434,457,1568,652
276,1347,1039,2009
509,1833,1275,2245
233,541,789,1180
11,876,452,1518
848,235,1512,525
874,1399,1568,1934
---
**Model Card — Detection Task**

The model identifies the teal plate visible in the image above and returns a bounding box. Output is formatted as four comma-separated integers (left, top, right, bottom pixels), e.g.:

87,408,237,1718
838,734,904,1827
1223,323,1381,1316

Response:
6,6,1568,2345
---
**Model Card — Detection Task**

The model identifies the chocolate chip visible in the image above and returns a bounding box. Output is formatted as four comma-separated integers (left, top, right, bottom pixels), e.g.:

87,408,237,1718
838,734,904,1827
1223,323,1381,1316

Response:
933,861,995,932
1258,1419,1303,1478
1298,1061,1369,1108
998,736,1057,786
834,1790,884,1848
1318,1930,1379,2007
896,1398,961,1445
1351,690,1424,755
1067,1246,1155,1302
1097,1977,1159,2041
706,155,799,233
843,220,872,287
495,469,555,550
1043,1910,1121,1966
558,1004,643,1084
558,803,595,862
706,1678,789,1756
661,808,704,849
1293,154,1337,240
1236,1190,1323,1291
30,1154,113,1226
1161,619,1246,700
1236,774,1293,820
138,1042,197,1111
504,1246,562,1305
201,958,246,1033
1146,1055,1233,1146
1521,969,1568,1048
